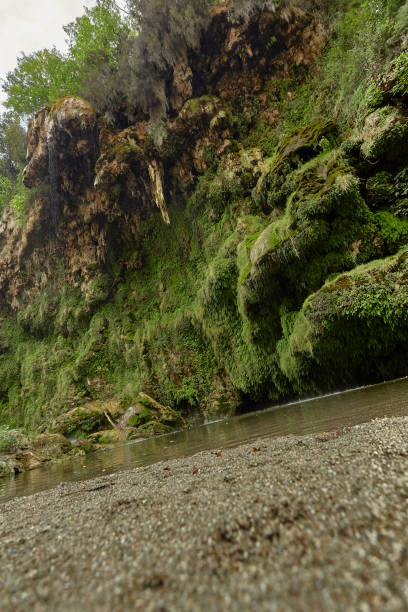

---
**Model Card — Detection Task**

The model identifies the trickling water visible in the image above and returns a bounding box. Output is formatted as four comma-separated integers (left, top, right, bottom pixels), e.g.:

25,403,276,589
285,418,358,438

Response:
48,140,60,238
1,376,408,504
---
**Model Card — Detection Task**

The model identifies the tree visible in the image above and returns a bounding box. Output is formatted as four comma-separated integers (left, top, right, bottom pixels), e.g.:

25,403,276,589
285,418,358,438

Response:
69,0,130,117
1,0,128,120
0,112,29,217
2,49,77,119
0,114,26,180
64,0,128,70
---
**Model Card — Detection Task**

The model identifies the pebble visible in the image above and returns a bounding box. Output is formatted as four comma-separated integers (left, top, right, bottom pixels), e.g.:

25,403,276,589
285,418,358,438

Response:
0,417,407,611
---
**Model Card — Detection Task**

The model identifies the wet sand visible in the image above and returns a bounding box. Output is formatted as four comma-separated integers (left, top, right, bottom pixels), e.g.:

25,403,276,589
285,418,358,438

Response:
1,416,407,611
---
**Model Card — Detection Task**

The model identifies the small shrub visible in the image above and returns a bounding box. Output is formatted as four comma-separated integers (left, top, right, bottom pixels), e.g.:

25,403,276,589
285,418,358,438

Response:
390,49,408,98
0,426,25,452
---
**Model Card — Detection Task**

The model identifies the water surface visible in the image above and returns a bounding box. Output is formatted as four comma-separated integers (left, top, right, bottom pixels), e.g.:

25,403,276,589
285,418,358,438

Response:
1,377,408,504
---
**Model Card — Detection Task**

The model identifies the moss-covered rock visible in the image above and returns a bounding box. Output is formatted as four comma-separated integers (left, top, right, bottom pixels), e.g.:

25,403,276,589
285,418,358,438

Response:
278,249,408,394
137,421,173,435
84,275,111,306
49,96,96,130
246,149,370,310
373,211,408,255
51,401,123,439
366,171,394,209
375,50,408,107
121,393,186,429
0,460,15,478
0,431,74,479
255,121,338,211
31,432,72,455
126,407,152,428
88,429,128,445
80,393,187,445
360,107,408,164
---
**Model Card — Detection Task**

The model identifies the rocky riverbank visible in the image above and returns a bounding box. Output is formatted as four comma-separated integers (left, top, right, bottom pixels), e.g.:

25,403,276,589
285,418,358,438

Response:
0,393,188,479
1,416,407,611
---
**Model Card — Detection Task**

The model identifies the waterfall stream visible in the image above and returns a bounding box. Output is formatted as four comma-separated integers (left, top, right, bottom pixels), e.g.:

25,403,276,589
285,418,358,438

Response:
48,139,60,240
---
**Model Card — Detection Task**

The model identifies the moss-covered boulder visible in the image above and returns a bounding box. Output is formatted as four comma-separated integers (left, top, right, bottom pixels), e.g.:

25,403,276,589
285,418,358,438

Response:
31,433,72,455
255,121,338,211
136,421,173,435
278,249,408,394
359,106,408,164
88,429,129,445
119,393,186,429
245,150,371,315
51,401,123,439
79,393,187,447
0,432,74,478
366,171,394,209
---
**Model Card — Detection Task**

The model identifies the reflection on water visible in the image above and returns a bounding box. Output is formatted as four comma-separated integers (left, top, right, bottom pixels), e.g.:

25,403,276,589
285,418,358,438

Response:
2,377,408,504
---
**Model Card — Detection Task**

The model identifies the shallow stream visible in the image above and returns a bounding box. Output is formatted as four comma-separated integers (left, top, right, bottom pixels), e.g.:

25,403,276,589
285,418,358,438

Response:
1,376,408,504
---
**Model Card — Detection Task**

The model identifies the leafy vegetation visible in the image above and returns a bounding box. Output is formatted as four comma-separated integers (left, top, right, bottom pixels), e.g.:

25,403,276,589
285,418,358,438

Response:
0,425,25,452
278,249,408,394
2,0,127,120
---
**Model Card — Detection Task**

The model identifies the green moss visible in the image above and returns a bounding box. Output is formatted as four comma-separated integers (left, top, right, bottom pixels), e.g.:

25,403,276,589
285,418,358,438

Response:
255,122,338,212
137,421,172,435
374,210,408,252
127,407,152,428
50,95,95,115
112,139,141,163
52,406,110,437
279,250,408,394
275,122,338,167
85,275,111,306
183,95,220,116
389,50,408,99
245,146,371,310
240,171,255,189
366,171,394,209
360,107,408,164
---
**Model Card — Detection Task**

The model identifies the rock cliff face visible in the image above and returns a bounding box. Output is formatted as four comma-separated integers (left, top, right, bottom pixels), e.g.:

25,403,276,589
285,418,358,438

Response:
0,5,322,308
0,5,407,433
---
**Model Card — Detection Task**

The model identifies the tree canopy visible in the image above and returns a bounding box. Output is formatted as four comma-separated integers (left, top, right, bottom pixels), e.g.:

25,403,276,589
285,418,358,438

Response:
1,0,128,120
2,49,77,119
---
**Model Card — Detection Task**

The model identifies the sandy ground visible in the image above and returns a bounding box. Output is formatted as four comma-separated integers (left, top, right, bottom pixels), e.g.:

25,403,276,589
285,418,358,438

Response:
0,416,408,611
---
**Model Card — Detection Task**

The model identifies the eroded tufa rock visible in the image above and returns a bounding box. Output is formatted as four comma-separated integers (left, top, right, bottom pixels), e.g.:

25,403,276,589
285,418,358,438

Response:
23,97,97,189
148,160,170,224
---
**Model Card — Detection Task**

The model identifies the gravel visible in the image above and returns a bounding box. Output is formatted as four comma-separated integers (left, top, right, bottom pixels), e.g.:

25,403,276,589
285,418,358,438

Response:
1,416,408,611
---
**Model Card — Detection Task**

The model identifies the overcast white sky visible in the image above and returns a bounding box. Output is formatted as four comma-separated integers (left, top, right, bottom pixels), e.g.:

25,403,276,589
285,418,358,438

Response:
0,0,96,110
